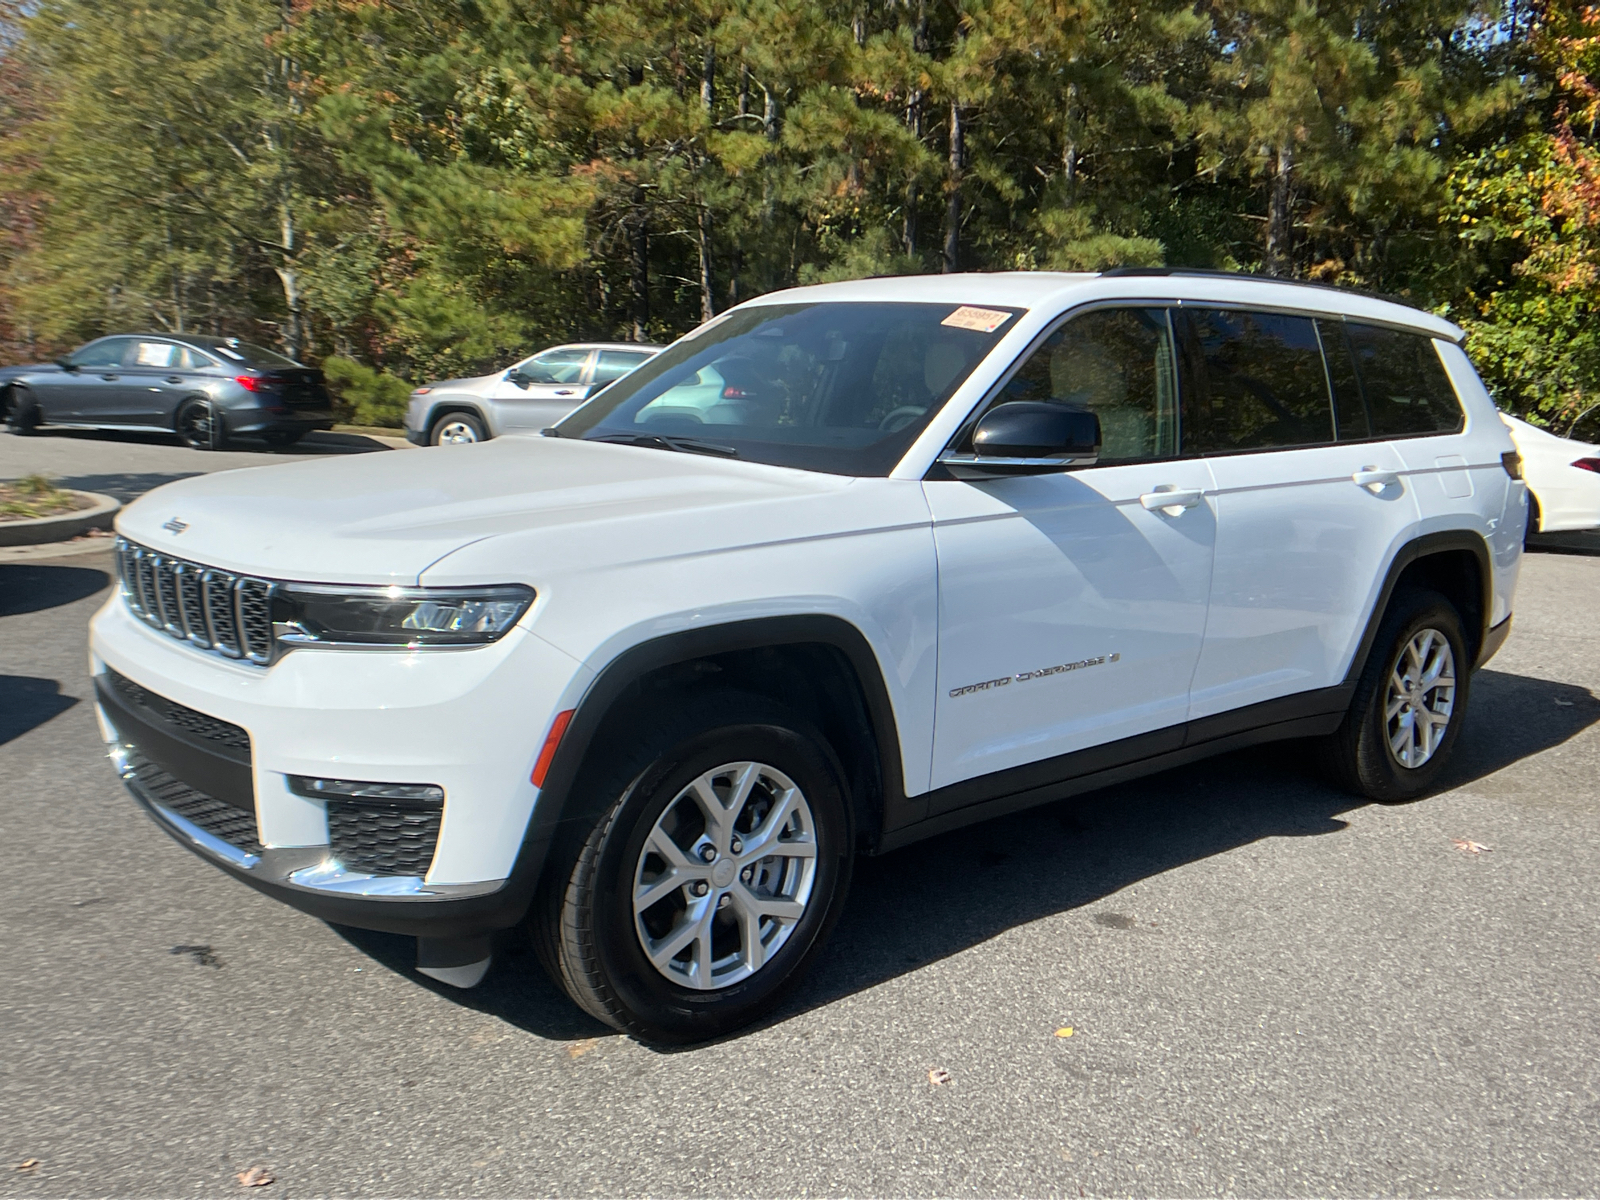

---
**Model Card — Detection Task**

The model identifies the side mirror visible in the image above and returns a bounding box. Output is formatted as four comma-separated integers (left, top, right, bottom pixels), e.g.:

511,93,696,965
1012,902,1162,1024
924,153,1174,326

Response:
505,369,530,388
56,358,79,372
938,401,1100,477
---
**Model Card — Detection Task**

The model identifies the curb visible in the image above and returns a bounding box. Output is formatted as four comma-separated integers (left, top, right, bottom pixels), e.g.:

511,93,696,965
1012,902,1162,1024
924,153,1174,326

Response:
0,490,121,546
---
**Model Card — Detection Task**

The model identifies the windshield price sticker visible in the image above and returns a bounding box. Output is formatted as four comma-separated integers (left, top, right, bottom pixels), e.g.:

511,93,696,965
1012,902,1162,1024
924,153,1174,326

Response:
941,306,1013,333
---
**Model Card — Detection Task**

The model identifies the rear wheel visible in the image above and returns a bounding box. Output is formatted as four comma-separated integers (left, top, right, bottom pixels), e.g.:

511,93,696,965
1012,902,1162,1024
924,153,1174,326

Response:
534,693,854,1043
5,385,39,435
1323,587,1469,802
176,399,225,451
430,412,485,445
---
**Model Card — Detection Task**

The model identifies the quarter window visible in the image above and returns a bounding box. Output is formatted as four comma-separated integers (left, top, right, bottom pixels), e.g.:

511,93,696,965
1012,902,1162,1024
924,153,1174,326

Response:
993,307,1179,462
1180,309,1336,452
1344,323,1464,436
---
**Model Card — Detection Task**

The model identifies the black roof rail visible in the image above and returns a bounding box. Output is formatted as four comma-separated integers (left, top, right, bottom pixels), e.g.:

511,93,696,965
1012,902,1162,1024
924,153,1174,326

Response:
1096,266,1423,313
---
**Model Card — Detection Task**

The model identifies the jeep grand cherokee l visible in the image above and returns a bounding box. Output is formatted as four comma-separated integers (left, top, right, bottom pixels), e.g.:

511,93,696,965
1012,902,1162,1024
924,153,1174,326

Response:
90,270,1524,1041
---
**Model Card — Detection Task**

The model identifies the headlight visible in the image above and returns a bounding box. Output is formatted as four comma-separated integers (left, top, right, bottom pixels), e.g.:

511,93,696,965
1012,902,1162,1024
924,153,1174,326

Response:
272,584,535,648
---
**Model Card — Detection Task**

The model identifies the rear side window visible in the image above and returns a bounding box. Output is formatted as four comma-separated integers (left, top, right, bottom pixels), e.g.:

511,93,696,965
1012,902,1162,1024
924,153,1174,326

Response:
993,307,1179,462
1180,309,1335,452
1343,324,1463,436
592,350,654,386
131,340,177,367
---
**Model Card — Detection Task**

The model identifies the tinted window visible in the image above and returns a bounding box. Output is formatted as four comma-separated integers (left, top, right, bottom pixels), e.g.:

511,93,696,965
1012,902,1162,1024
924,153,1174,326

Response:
558,302,1021,476
130,340,178,368
70,338,133,368
988,307,1178,462
208,340,299,367
1181,309,1335,452
175,345,218,370
519,349,589,384
1345,324,1463,436
1316,319,1370,440
592,350,654,385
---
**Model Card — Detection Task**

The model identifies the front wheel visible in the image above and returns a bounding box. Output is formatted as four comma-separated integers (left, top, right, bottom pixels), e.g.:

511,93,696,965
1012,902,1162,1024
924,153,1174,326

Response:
534,694,854,1043
430,411,486,445
5,386,39,435
1322,587,1470,802
176,399,225,451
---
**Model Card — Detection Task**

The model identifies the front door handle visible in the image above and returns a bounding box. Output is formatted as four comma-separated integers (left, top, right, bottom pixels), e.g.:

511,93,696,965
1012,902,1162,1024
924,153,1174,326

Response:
1139,487,1205,516
1352,467,1400,493
100,373,119,380
165,375,185,384
554,389,577,396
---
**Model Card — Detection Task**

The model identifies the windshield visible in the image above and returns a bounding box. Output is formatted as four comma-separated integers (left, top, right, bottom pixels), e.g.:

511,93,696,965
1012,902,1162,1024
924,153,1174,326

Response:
554,302,1023,476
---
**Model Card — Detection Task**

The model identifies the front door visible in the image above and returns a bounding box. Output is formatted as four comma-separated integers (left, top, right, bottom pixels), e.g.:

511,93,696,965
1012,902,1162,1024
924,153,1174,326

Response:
925,306,1217,808
492,347,594,432
40,337,133,421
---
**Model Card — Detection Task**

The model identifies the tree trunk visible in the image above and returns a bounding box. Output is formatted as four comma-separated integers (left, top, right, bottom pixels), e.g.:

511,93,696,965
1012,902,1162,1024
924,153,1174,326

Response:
763,84,779,141
738,62,750,118
276,206,300,360
697,203,716,323
727,245,743,308
628,189,650,342
1266,140,1294,277
903,0,928,259
943,99,964,274
701,43,715,113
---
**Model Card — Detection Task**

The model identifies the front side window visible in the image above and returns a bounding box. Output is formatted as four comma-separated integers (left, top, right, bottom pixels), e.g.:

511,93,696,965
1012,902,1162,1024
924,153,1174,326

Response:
977,307,1178,463
557,302,1022,476
1180,309,1336,453
1344,324,1463,436
70,338,133,369
518,348,590,384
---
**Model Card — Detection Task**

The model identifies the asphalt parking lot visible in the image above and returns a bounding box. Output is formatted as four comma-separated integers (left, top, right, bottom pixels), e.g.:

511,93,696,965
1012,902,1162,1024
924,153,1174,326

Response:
2,436,1599,1197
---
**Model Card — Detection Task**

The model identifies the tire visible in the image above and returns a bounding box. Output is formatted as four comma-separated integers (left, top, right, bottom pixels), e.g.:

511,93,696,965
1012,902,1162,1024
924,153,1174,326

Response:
430,411,486,445
176,399,226,451
1524,491,1542,546
1322,587,1470,803
5,385,39,435
533,692,855,1043
262,430,305,449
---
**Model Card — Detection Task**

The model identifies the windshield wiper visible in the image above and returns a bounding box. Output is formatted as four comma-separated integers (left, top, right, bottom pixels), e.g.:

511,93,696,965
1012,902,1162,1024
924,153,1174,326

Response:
590,433,740,459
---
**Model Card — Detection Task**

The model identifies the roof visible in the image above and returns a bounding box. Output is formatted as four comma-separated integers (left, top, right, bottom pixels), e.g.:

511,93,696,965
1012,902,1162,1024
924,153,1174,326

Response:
742,270,1463,342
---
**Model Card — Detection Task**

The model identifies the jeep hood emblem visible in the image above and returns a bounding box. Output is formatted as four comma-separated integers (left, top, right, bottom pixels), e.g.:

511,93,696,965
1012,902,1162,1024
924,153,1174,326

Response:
162,517,189,534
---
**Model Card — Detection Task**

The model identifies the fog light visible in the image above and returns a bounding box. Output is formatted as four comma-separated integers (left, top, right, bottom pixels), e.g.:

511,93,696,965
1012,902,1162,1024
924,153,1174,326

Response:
288,776,443,804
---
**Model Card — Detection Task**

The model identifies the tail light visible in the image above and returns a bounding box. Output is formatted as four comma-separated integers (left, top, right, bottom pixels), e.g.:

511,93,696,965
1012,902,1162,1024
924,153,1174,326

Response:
1573,457,1600,474
721,386,749,399
1501,451,1523,479
235,375,277,392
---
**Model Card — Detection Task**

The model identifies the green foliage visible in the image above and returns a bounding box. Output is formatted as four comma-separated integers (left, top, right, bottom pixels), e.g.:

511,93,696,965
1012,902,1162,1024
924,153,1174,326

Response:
321,356,413,428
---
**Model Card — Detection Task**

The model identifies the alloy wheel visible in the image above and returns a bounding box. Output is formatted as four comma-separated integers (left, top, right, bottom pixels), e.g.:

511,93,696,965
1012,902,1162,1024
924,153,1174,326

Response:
435,419,480,444
178,404,213,449
632,760,818,991
1385,627,1456,768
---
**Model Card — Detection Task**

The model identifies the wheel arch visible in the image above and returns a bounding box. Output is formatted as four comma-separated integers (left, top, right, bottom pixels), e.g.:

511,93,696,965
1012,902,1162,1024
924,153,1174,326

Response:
532,616,907,862
1345,530,1493,682
425,401,492,439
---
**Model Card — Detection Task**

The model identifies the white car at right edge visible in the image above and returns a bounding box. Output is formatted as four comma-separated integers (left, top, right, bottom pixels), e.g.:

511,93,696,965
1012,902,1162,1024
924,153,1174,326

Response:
92,268,1526,1044
1502,413,1600,536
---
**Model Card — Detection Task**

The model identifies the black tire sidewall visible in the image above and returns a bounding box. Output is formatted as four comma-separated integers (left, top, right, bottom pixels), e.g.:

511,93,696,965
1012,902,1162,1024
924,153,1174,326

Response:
587,720,852,1041
1354,591,1470,800
177,400,219,450
6,387,38,434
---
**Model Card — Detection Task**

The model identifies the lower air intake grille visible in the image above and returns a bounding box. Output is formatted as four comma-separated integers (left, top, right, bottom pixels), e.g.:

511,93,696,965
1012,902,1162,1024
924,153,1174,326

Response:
327,801,442,877
106,668,251,754
127,751,263,856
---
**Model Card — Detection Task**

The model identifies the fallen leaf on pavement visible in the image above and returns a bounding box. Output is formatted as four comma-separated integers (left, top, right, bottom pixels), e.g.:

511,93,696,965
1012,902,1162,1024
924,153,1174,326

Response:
1555,699,1574,707
1452,839,1491,855
1055,1026,1075,1038
566,1039,597,1059
236,1166,274,1188
14,1160,39,1172
927,1068,951,1086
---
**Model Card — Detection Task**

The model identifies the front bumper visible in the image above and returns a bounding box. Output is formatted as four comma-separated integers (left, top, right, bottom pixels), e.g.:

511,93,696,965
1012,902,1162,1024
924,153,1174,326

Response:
89,592,593,939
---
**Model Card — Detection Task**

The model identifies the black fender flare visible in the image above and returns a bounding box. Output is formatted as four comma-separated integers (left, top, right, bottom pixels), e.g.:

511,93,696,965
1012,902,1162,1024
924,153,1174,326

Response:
424,402,491,439
494,614,909,925
1343,529,1495,685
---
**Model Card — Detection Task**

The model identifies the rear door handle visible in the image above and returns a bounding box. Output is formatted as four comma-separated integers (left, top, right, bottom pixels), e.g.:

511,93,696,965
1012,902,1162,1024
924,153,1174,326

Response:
1352,467,1400,493
1139,487,1205,515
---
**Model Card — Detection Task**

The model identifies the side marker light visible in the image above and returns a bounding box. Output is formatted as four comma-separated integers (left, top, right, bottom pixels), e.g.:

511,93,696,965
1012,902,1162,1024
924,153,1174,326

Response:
531,709,575,788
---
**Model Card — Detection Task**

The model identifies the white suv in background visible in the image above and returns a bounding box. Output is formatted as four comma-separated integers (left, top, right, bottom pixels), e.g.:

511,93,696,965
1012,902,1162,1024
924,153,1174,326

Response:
404,341,662,445
92,270,1525,1042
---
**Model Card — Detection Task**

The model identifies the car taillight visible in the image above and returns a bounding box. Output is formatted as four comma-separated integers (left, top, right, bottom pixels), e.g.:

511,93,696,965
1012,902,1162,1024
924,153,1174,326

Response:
721,386,749,399
1501,451,1523,479
1573,457,1600,474
412,386,432,396
235,375,276,392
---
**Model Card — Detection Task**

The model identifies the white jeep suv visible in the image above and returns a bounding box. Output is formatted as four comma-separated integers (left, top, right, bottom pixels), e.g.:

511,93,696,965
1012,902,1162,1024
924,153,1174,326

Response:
91,270,1526,1042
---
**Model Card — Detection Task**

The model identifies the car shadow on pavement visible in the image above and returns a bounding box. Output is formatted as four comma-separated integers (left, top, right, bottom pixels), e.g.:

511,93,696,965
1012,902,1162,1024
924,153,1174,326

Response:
0,562,110,616
51,472,202,503
27,427,393,456
0,675,78,746
331,667,1600,1049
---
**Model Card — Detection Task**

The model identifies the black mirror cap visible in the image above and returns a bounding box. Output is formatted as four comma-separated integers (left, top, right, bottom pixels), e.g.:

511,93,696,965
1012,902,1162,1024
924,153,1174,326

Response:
55,358,78,372
973,401,1100,460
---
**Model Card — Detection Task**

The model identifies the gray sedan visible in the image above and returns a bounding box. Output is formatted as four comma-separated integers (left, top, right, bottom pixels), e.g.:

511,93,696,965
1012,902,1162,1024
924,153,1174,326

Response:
1,334,334,450
404,342,662,445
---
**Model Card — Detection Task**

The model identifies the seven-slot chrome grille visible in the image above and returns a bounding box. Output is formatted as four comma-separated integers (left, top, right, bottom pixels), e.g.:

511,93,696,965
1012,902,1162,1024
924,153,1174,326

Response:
115,537,276,665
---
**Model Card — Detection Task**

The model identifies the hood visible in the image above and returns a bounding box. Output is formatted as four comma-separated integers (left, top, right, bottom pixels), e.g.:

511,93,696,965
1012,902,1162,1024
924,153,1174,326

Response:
0,362,62,382
427,372,499,396
115,436,852,584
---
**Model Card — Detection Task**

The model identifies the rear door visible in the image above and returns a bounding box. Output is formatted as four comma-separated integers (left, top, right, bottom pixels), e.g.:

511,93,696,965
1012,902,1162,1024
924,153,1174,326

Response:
1181,309,1420,722
925,305,1217,803
492,348,595,432
115,338,187,426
